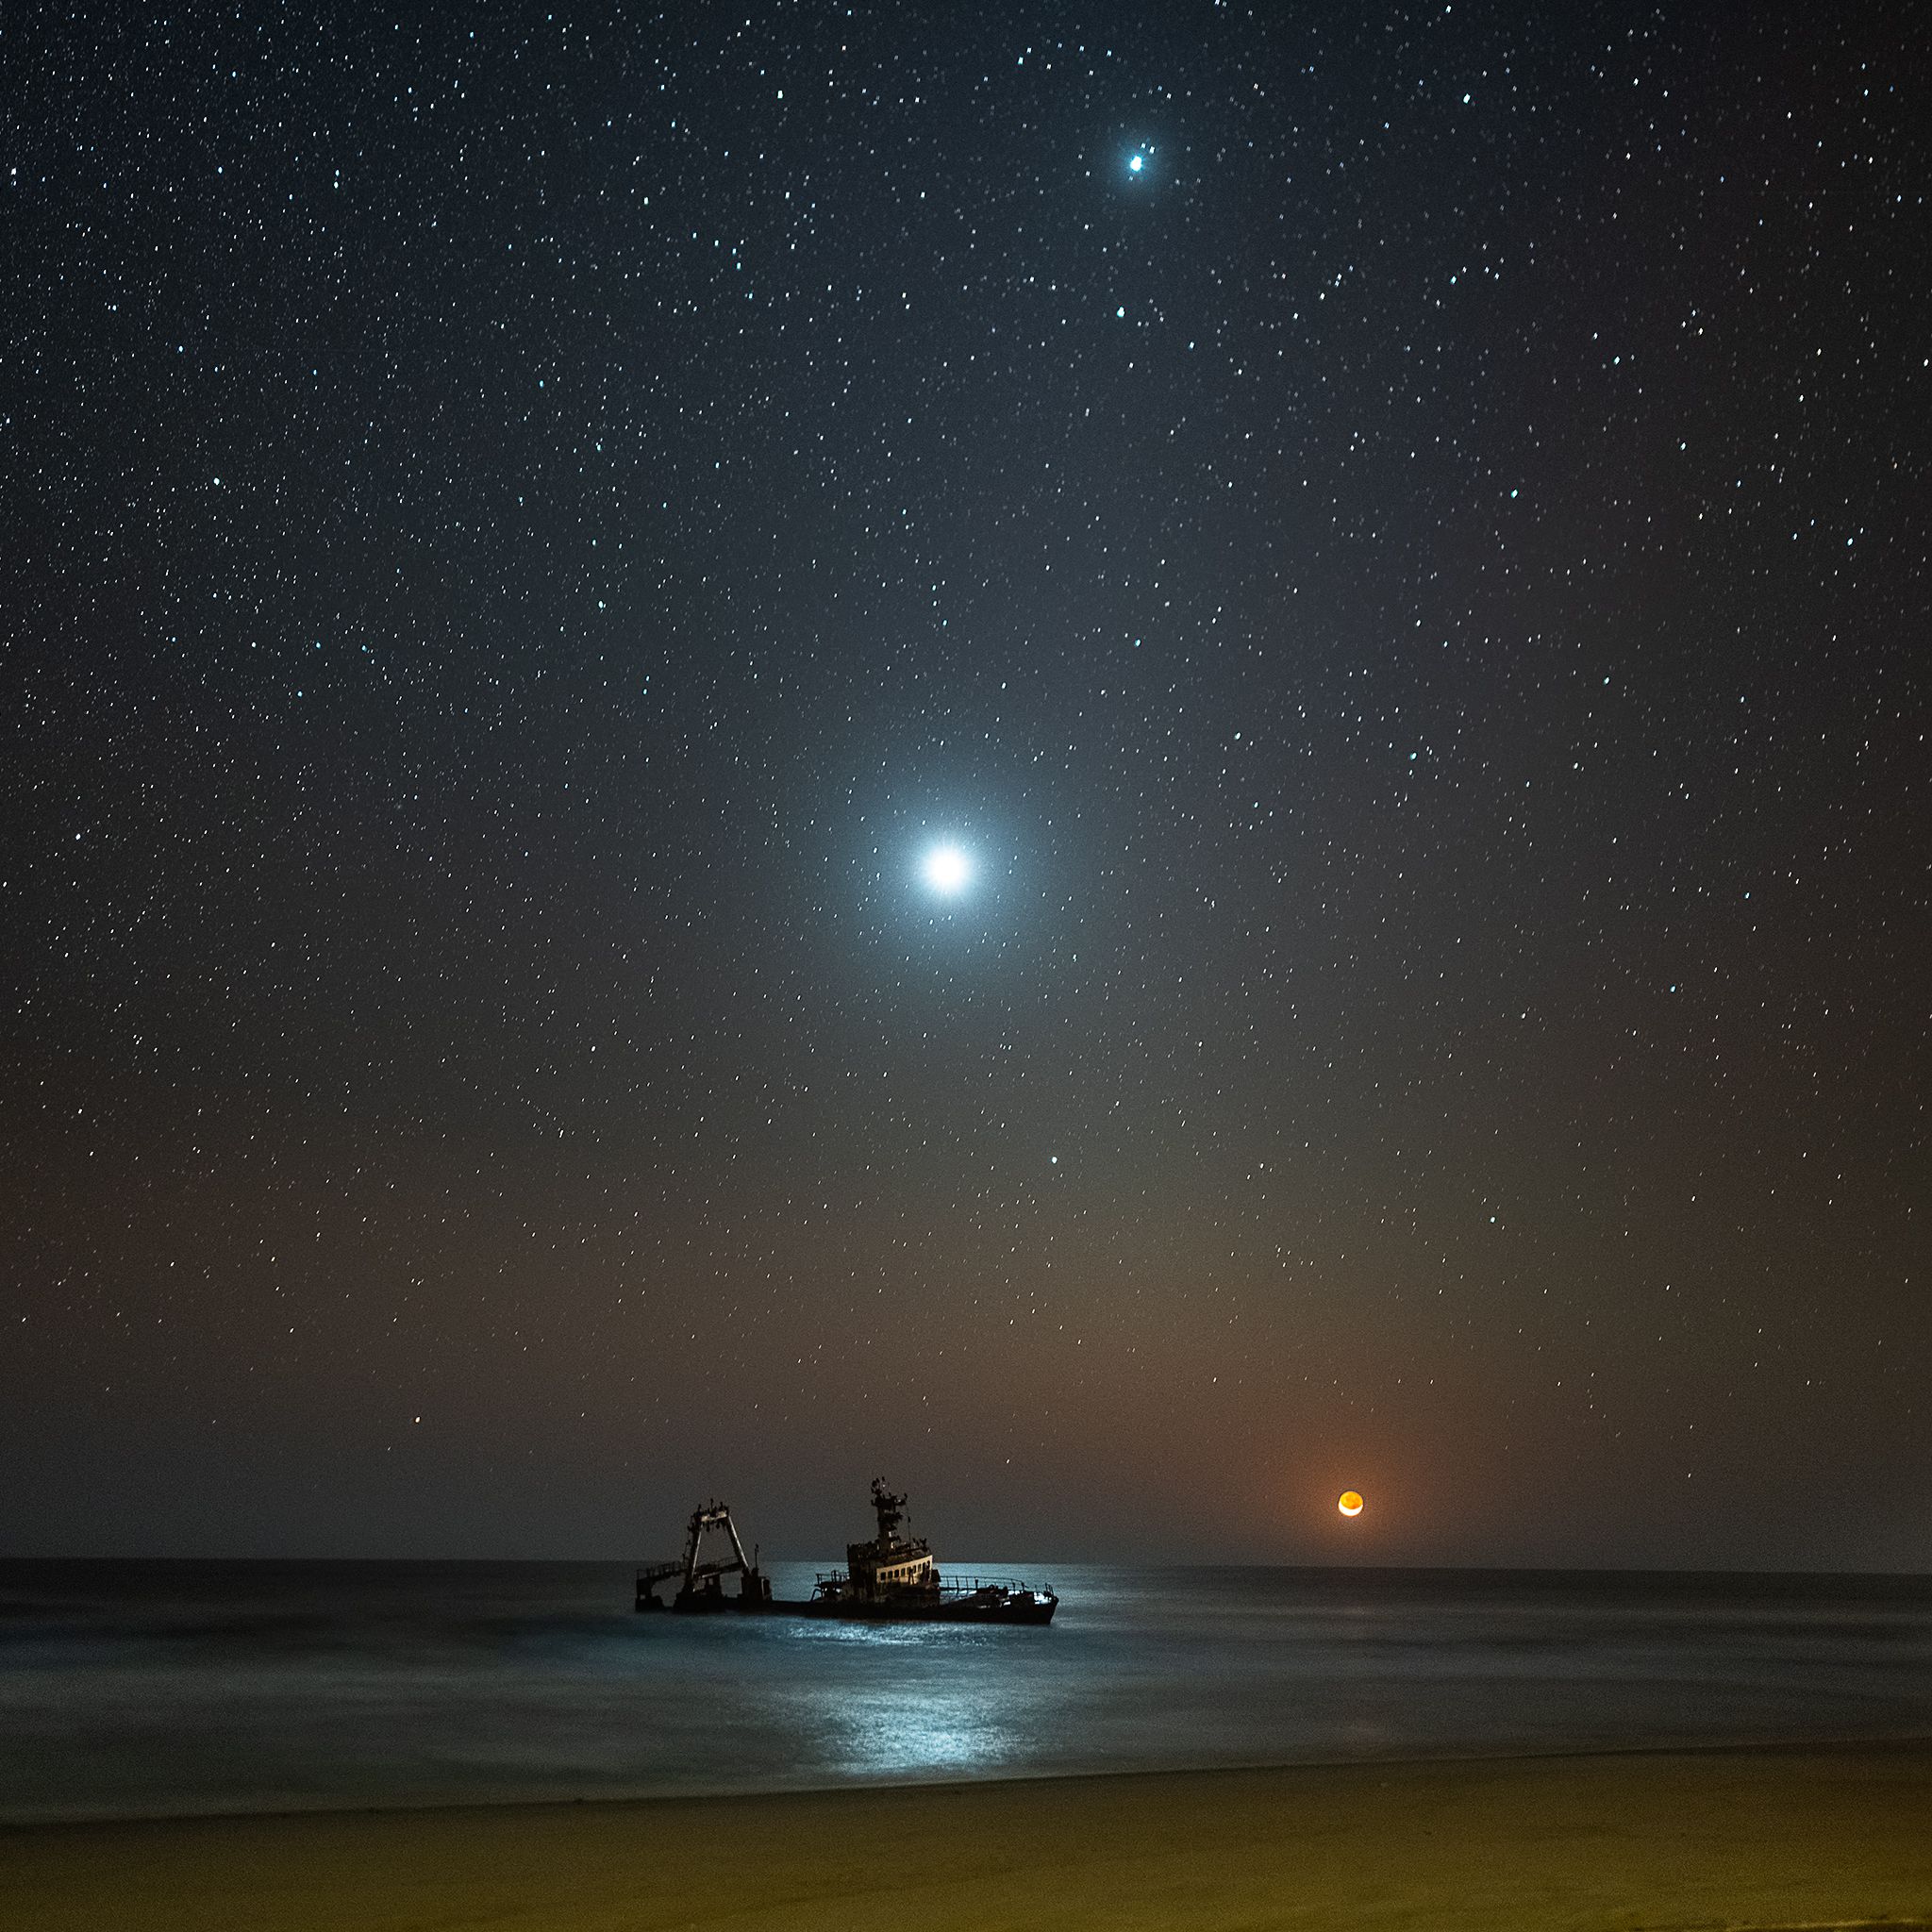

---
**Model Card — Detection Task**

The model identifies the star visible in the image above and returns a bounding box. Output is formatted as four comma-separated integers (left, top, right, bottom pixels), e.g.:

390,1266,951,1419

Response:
1128,152,1145,175
920,842,974,896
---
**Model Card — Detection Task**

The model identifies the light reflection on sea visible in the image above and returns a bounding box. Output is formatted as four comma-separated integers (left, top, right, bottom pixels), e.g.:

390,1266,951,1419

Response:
3,1560,1931,1822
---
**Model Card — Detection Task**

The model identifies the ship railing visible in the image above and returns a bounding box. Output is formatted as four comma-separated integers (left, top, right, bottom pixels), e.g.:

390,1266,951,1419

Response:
810,1571,1044,1596
935,1574,1041,1595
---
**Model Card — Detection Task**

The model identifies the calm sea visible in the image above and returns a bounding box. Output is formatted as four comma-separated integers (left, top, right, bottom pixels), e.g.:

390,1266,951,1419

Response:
3,1560,1929,1823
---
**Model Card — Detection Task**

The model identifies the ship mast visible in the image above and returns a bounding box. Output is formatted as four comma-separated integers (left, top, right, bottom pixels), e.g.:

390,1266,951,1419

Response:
870,1477,908,1544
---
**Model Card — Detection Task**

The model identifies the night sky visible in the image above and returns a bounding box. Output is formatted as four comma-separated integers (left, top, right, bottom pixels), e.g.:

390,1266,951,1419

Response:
5,3,1925,1569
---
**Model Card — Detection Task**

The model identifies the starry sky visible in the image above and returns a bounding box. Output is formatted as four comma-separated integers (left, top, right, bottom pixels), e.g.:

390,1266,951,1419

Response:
4,2,1925,1568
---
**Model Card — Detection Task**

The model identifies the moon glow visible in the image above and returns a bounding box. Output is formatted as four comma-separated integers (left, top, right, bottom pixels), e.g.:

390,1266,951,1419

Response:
1338,1491,1364,1518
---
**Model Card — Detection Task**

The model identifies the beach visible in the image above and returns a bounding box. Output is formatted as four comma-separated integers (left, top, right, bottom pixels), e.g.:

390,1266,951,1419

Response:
6,1741,1930,1931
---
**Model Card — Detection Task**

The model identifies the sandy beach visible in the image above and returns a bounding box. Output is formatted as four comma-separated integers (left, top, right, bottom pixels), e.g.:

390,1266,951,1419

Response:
5,1741,1929,1932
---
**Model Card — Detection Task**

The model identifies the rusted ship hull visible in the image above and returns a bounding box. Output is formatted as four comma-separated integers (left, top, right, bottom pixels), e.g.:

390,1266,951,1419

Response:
800,1587,1058,1625
641,1587,1057,1624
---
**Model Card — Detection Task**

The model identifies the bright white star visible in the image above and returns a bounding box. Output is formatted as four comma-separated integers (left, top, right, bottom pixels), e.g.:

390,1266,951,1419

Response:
921,843,974,896
1128,153,1144,174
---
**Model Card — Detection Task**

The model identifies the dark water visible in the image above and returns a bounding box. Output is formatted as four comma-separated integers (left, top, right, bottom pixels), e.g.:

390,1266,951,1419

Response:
3,1560,1930,1822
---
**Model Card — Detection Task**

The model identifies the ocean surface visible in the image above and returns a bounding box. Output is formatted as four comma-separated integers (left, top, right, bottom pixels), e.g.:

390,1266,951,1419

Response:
4,1559,1930,1823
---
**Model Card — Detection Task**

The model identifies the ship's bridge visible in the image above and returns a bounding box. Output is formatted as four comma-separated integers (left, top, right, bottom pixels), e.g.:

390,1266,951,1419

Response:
868,1553,935,1588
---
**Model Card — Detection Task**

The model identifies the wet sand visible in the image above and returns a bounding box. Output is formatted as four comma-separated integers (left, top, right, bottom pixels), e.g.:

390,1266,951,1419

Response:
4,1740,1929,1930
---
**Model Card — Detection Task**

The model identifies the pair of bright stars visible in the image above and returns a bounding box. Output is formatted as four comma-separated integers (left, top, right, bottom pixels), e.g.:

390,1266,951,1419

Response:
919,839,1366,1522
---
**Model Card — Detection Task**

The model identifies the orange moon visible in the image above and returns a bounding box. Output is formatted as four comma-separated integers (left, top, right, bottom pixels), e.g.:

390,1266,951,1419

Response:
1338,1491,1364,1518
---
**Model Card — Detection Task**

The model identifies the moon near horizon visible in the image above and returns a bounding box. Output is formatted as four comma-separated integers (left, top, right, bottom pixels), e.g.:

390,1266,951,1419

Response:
1339,1491,1364,1518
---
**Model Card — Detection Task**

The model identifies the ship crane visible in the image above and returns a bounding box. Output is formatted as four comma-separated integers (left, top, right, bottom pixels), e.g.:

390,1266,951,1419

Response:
635,1500,772,1611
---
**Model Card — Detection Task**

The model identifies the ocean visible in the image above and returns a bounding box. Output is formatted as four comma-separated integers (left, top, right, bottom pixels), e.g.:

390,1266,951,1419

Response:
4,1559,1929,1823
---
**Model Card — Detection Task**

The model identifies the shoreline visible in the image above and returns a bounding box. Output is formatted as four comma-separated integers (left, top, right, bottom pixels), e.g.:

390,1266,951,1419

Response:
6,1738,1930,1930
8,1725,1932,1832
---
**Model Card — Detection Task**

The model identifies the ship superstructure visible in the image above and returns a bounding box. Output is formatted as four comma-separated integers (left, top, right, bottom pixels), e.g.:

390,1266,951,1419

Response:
817,1479,938,1604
